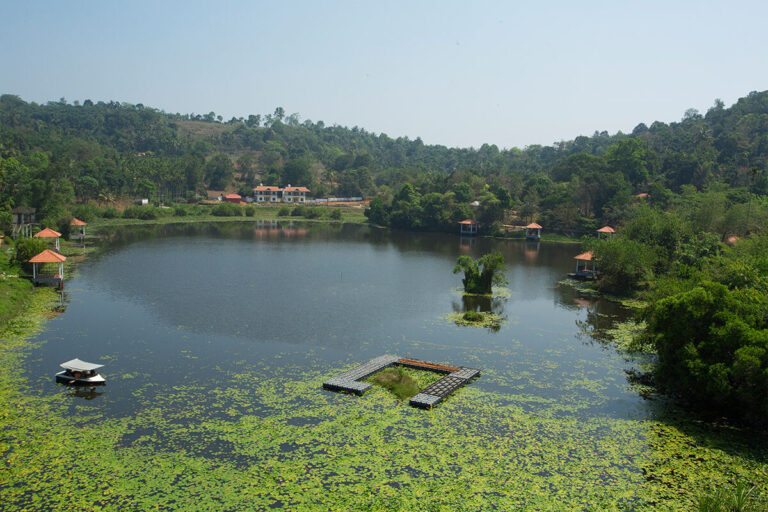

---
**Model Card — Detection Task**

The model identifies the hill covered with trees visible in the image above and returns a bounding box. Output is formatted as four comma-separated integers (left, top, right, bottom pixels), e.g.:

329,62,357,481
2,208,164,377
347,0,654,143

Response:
1,91,767,234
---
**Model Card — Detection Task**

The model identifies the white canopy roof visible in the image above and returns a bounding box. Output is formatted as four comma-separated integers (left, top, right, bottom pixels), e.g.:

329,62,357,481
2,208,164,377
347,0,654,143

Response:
60,358,104,371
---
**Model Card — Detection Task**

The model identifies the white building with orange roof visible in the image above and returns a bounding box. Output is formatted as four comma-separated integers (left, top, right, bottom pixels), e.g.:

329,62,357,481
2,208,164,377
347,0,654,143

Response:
282,185,309,203
252,184,310,203
253,184,282,203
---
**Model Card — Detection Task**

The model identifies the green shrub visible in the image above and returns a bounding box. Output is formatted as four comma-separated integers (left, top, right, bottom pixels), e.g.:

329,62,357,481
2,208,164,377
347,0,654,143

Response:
102,207,119,219
70,204,100,222
291,205,307,217
462,311,484,322
277,206,291,217
647,281,768,425
211,202,243,217
123,206,160,220
330,209,342,220
590,237,656,296
174,207,188,217
696,481,766,512
56,217,72,239
138,207,159,220
304,207,324,219
12,238,49,268
122,206,141,219
244,206,256,217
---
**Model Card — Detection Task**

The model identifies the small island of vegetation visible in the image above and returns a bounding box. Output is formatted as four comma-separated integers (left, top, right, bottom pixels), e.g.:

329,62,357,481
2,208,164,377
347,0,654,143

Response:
453,252,507,295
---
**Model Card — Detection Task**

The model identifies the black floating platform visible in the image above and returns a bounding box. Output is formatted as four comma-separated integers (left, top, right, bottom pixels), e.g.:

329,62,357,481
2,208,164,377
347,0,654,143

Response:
322,355,480,409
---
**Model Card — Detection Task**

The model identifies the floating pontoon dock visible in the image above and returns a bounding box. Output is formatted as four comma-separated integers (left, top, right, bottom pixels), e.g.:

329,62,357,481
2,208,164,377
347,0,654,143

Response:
322,355,480,409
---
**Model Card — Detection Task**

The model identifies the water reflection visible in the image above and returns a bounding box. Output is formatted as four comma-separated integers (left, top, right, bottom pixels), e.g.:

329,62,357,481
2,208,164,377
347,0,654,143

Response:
451,293,506,315
524,241,540,263
63,386,104,400
458,236,475,252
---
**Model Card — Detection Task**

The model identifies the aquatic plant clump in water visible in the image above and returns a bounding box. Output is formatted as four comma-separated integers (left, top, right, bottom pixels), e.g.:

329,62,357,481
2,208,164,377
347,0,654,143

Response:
447,311,504,331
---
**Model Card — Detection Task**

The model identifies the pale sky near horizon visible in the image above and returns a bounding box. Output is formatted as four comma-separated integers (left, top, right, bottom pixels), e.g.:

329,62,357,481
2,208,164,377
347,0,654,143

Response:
2,1,767,149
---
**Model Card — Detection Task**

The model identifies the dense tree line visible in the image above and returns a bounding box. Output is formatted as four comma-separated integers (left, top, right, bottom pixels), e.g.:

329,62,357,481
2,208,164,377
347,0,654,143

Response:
2,91,767,234
587,200,767,425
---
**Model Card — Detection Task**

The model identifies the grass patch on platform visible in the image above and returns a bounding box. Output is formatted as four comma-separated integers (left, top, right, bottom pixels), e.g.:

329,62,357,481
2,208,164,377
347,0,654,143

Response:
367,366,441,400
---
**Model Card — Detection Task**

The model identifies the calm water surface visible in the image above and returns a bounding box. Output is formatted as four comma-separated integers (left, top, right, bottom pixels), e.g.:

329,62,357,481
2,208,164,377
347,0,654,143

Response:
25,221,644,419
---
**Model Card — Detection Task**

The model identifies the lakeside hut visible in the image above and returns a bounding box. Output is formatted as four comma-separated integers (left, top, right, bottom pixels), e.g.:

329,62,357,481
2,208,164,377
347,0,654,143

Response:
29,249,66,287
70,218,87,242
34,227,62,252
524,222,542,240
572,251,597,279
597,226,615,238
224,193,242,204
458,219,479,235
11,206,36,238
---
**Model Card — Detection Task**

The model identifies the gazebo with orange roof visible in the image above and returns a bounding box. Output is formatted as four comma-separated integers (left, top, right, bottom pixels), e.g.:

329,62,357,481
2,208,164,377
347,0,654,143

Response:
34,227,62,252
597,225,615,238
70,217,87,241
524,222,542,240
458,219,478,235
29,249,66,287
571,250,597,279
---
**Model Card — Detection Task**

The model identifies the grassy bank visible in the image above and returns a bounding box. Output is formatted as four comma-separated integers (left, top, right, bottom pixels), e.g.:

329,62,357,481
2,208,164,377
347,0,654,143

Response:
87,204,368,231
0,239,35,326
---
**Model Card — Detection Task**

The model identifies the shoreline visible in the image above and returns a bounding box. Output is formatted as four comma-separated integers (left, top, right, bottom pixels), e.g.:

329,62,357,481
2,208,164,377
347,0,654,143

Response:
1,216,587,332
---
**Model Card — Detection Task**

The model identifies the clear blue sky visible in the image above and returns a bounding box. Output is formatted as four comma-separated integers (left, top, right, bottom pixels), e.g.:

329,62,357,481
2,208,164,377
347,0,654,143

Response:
2,1,767,148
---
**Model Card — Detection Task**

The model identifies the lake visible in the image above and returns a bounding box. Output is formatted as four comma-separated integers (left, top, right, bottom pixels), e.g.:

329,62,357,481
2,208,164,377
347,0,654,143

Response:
6,222,765,511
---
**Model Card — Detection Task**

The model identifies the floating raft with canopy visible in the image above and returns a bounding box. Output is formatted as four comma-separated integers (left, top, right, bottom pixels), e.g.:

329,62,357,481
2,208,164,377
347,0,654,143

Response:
55,358,106,385
322,355,480,409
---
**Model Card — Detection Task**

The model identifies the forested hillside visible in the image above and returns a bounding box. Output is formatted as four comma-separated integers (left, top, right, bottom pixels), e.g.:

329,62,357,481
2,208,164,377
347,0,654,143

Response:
1,91,767,233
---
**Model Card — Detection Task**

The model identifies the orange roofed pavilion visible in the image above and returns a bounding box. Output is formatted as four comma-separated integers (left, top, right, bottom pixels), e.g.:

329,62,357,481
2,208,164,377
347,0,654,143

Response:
34,227,62,251
29,249,66,287
572,251,597,279
458,219,478,235
524,222,542,240
597,226,615,238
70,218,87,241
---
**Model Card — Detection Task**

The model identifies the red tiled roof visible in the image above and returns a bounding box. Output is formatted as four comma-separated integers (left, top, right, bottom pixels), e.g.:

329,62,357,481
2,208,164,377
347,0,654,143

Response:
224,193,242,199
284,186,310,192
634,193,649,198
458,219,477,225
70,218,87,226
254,186,281,192
574,251,594,261
29,249,66,263
597,226,615,233
34,228,62,238
525,223,542,229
